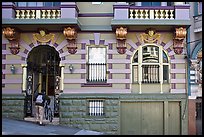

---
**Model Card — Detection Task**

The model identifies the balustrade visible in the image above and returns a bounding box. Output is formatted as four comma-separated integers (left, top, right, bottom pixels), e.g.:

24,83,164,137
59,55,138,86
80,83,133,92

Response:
129,7,174,19
15,9,61,19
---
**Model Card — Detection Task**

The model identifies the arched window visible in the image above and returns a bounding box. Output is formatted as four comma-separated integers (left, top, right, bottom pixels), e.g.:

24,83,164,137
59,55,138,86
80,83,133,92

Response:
132,44,169,84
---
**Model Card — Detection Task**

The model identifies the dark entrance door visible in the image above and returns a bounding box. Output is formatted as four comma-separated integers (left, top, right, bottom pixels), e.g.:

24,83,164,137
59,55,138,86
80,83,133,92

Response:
25,45,61,117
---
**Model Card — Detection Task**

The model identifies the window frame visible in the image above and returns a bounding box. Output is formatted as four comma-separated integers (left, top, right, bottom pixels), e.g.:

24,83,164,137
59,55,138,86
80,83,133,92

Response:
87,99,105,117
86,45,107,83
132,44,170,84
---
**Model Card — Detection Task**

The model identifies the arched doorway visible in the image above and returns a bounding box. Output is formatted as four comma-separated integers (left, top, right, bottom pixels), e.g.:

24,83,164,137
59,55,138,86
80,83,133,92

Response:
25,45,61,117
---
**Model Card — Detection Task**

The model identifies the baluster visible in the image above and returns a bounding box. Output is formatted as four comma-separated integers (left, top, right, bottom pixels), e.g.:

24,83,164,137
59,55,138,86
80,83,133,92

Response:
52,10,56,19
31,10,35,19
129,9,134,19
139,9,144,19
145,10,149,19
16,10,20,19
41,10,46,19
155,10,159,19
57,10,61,19
169,10,174,19
149,10,154,19
26,10,30,19
165,10,169,19
160,10,164,19
134,9,138,19
47,10,51,19
21,10,25,19
36,10,40,19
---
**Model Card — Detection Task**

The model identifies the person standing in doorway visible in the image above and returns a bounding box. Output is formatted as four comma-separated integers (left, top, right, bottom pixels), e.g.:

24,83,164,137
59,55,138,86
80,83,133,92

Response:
34,89,46,126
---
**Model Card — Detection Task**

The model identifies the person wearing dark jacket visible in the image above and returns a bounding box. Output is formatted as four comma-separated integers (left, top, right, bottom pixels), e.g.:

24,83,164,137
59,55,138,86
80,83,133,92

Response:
33,90,46,126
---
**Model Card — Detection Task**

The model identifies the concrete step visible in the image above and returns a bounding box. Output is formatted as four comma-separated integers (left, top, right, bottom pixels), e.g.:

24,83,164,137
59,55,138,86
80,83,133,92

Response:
24,117,59,125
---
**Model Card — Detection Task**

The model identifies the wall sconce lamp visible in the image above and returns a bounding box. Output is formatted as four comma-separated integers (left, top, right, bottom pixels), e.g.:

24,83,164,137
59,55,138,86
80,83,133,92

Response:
69,64,74,73
10,64,16,74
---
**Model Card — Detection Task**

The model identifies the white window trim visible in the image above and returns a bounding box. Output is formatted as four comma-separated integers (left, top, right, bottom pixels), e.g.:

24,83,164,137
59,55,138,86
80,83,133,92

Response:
131,43,170,94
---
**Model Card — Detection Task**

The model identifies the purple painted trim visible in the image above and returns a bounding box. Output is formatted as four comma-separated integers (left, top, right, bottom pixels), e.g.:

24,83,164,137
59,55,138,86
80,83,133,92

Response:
61,59,86,64
161,42,166,47
54,43,58,47
135,42,141,46
29,43,34,48
130,47,135,52
2,60,25,64
94,33,100,45
126,55,130,59
81,74,85,79
171,59,186,64
170,55,175,59
2,74,5,79
167,48,172,52
15,6,60,10
81,54,85,59
63,88,131,93
2,5,16,9
60,5,79,12
109,44,113,50
108,64,112,69
99,40,105,45
174,5,190,9
108,54,113,59
2,79,22,84
59,49,63,53
126,64,130,69
81,43,86,49
125,74,130,79
81,64,85,69
21,57,26,61
78,13,114,17
108,73,112,79
125,84,130,89
24,49,29,54
2,54,6,59
113,5,130,9
61,57,65,60
107,79,130,83
2,44,6,50
2,64,6,69
129,6,174,10
89,40,95,45
81,83,112,87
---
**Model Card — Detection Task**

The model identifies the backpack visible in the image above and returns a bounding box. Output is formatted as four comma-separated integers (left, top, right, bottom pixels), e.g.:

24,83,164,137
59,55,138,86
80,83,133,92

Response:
35,94,43,104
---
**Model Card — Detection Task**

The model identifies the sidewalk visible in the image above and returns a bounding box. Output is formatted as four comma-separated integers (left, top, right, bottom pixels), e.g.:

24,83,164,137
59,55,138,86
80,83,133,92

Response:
2,118,104,135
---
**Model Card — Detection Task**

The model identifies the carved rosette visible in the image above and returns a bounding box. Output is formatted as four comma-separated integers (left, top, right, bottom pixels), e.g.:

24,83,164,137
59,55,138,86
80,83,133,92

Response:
116,27,127,54
173,27,187,55
2,27,20,55
63,27,77,54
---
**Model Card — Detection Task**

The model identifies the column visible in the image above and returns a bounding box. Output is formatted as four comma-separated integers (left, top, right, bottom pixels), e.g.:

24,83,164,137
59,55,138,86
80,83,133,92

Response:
138,46,142,94
21,64,27,94
59,64,65,92
38,73,42,93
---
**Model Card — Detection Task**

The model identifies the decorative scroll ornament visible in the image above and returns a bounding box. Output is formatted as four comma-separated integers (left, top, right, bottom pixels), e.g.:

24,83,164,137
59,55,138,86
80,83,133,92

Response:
33,28,55,44
2,27,20,55
173,27,186,54
116,27,127,54
63,27,77,54
140,28,161,43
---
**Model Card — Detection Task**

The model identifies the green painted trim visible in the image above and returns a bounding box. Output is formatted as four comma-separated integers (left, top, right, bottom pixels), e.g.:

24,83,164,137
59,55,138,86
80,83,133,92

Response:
2,18,80,25
111,19,191,26
80,25,112,31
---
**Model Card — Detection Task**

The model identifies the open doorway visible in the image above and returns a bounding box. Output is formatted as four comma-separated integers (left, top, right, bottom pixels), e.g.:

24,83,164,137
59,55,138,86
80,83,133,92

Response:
25,45,61,117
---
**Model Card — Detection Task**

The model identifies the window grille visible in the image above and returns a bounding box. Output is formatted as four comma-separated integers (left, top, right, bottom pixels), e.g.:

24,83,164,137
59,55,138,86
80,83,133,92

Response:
87,47,107,82
88,100,104,116
142,65,159,83
87,63,107,82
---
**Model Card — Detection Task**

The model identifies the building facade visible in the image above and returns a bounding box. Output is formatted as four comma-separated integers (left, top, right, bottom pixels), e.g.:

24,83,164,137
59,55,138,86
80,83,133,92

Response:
188,2,202,135
2,2,192,135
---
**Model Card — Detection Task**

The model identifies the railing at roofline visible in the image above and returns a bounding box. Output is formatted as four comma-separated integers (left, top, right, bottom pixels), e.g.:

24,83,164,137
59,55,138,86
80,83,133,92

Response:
15,7,61,19
129,6,175,19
